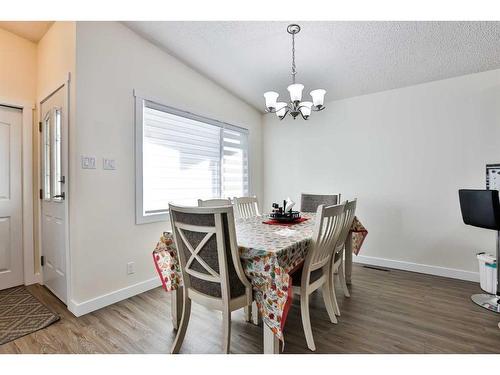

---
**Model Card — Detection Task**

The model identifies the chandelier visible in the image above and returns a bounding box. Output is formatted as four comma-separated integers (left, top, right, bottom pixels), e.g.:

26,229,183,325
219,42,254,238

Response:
264,24,326,120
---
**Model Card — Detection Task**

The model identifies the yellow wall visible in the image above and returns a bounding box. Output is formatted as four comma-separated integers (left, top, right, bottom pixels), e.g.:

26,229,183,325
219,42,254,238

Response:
0,28,37,104
36,22,76,101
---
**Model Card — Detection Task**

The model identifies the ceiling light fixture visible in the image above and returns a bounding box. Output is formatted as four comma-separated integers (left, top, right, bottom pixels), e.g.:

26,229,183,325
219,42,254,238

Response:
264,24,326,120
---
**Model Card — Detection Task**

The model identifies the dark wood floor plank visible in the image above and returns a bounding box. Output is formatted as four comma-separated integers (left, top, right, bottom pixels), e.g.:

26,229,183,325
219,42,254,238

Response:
1,264,499,354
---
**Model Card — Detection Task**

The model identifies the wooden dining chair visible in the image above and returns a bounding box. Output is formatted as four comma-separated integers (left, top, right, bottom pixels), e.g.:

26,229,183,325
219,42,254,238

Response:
169,204,253,354
233,196,260,219
290,203,345,351
198,198,255,323
197,198,232,207
329,199,357,316
300,193,341,213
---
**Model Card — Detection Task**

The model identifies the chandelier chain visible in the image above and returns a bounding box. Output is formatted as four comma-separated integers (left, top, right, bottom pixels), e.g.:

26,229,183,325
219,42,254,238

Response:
291,31,296,84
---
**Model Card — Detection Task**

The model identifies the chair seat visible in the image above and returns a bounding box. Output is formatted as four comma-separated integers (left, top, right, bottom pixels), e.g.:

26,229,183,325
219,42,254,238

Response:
291,263,324,286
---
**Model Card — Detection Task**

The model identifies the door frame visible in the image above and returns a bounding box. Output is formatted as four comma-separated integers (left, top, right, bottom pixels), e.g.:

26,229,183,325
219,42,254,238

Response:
37,74,71,304
0,97,36,286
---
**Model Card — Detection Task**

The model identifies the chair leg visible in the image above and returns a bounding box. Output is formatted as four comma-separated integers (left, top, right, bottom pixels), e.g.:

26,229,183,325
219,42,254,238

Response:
170,296,191,354
322,283,338,324
251,301,261,325
300,294,316,351
330,266,341,316
338,261,351,298
244,305,251,322
222,308,231,354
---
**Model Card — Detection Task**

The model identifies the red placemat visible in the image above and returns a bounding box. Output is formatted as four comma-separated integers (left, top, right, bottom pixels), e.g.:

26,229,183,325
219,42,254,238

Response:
262,217,309,226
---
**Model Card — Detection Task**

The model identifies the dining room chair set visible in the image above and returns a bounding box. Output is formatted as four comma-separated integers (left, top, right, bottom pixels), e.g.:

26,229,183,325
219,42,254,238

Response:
169,193,357,353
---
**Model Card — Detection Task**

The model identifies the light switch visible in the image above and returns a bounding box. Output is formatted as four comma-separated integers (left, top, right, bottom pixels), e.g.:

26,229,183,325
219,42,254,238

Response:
103,158,116,170
81,156,96,169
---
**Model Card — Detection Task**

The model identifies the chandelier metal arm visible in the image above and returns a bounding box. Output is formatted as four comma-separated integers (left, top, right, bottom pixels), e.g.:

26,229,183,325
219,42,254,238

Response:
279,109,290,120
264,105,292,114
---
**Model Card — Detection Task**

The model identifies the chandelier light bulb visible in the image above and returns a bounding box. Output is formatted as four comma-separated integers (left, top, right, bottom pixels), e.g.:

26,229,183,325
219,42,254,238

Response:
299,101,312,119
263,91,279,110
287,84,304,103
310,89,326,108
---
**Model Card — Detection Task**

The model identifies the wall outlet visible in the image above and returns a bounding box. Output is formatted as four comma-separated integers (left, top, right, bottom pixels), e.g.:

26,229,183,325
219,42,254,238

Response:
81,155,96,169
127,262,135,275
103,158,116,170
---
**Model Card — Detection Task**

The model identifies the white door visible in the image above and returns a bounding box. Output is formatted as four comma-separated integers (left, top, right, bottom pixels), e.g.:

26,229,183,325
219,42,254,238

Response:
0,105,23,290
40,87,68,303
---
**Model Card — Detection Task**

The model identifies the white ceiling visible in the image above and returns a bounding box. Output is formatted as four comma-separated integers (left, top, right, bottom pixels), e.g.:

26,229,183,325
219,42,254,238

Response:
124,21,500,111
0,21,53,42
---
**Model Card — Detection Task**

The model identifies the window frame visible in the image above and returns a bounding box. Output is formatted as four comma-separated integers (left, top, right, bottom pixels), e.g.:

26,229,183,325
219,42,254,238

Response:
134,90,250,224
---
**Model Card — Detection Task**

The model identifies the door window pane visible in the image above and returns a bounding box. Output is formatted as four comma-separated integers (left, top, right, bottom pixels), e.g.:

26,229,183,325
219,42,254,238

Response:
42,114,51,200
53,109,62,200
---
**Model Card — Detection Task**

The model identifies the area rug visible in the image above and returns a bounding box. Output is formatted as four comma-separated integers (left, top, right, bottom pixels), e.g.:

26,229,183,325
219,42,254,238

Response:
0,286,59,345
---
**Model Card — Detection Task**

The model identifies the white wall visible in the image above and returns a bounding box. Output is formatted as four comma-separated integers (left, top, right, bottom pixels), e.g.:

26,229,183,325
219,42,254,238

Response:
70,21,262,311
263,69,500,278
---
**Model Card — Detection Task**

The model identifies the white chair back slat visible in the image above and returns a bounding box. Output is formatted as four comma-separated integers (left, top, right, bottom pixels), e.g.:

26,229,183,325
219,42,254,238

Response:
310,203,346,270
233,196,260,219
334,199,357,256
198,198,232,207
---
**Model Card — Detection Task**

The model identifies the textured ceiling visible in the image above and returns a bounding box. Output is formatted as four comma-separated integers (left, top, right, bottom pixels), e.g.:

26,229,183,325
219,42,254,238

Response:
0,21,53,42
124,21,500,111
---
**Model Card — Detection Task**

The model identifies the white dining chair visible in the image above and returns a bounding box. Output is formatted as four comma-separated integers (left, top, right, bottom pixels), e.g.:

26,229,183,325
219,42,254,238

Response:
197,198,232,207
233,196,260,219
199,197,256,323
291,203,345,351
169,204,253,354
329,199,357,315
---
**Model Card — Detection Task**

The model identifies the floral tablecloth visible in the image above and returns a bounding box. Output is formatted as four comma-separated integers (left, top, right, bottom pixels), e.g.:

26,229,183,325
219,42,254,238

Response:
152,214,367,341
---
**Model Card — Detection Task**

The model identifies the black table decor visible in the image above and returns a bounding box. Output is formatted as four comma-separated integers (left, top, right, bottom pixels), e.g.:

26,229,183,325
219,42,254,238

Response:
269,200,302,223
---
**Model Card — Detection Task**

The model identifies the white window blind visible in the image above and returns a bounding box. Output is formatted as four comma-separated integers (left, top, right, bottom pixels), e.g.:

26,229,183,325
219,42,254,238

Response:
222,128,249,199
140,99,249,218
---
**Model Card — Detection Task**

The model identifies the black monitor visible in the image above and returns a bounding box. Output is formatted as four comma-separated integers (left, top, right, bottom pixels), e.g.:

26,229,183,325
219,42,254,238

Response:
458,189,500,231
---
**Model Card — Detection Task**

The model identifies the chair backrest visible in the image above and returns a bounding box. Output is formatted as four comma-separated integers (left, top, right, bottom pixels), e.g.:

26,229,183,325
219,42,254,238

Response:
169,204,251,301
300,193,341,213
198,198,232,207
303,203,346,275
459,189,500,230
233,196,260,219
335,199,357,254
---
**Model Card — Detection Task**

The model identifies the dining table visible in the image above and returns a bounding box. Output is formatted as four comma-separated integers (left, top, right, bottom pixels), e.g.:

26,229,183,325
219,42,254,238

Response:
152,212,367,354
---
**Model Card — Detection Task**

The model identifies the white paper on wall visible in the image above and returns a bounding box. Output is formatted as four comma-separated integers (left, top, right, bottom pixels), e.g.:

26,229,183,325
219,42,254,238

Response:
486,164,500,191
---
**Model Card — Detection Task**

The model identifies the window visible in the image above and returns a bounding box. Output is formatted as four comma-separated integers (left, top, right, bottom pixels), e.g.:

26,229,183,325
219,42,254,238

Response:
42,108,63,201
135,93,249,223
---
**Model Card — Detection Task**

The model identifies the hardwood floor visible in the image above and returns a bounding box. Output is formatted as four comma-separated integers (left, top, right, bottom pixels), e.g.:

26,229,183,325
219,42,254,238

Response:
1,264,500,354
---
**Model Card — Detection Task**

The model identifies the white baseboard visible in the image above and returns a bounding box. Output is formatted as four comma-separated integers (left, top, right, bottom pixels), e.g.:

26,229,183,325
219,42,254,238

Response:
66,257,478,317
353,255,479,282
68,277,162,317
24,272,42,286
